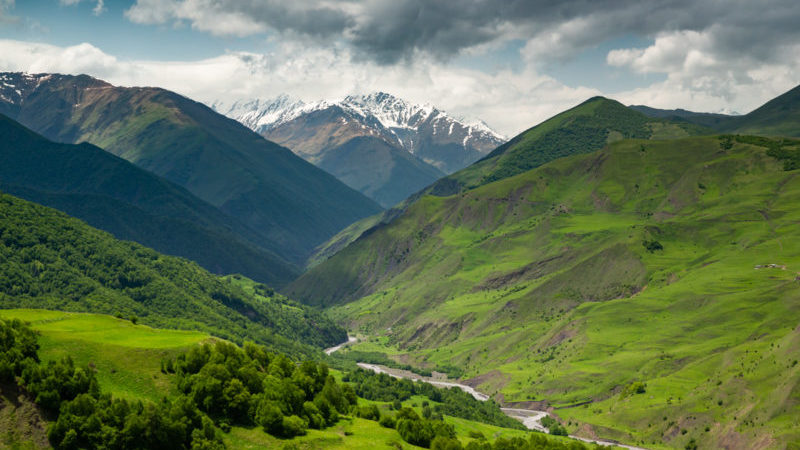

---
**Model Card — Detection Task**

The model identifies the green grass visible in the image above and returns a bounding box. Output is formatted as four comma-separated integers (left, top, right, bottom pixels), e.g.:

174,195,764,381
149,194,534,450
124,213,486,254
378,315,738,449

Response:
0,309,210,402
1,309,553,449
291,135,800,448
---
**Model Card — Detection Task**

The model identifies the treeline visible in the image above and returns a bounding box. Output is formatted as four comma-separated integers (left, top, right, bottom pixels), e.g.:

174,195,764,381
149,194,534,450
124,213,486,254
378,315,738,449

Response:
344,368,525,430
353,403,593,450
0,192,345,358
464,433,594,450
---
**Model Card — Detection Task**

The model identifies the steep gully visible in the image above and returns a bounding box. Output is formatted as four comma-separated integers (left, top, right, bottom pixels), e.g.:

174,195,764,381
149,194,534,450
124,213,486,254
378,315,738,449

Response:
325,336,647,450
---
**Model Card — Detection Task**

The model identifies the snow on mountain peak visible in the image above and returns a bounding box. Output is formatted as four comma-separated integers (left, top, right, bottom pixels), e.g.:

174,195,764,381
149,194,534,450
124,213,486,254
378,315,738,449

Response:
210,92,505,151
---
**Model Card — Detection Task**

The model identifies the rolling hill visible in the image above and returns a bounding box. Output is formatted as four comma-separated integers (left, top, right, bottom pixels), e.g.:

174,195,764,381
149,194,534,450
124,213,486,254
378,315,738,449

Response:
0,72,382,264
0,191,345,355
0,112,298,287
288,134,800,448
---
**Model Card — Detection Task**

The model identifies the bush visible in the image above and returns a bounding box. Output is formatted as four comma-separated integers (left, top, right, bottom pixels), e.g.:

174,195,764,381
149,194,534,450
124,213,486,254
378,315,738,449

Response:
281,415,308,437
379,414,396,429
431,436,463,450
356,404,381,421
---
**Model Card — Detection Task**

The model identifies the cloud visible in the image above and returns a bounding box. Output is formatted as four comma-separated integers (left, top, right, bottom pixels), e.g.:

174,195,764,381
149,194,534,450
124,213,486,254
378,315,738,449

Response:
0,38,599,136
115,0,800,124
121,0,800,66
60,0,106,16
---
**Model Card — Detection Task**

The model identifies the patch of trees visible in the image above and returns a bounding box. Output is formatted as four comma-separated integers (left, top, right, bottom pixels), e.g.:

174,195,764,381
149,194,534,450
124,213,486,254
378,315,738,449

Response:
172,341,356,437
540,416,568,436
734,135,800,171
464,433,592,450
344,369,524,430
0,192,345,358
642,240,663,252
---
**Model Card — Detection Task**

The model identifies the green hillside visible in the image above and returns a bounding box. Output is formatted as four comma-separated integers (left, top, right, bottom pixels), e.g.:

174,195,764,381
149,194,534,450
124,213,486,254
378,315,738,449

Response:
0,72,381,264
0,112,298,287
726,84,800,137
0,191,345,355
0,310,590,450
289,135,800,448
427,97,711,196
306,98,712,267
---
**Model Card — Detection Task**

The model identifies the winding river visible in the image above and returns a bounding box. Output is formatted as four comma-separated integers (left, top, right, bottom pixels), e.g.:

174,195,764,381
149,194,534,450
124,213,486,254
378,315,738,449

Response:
325,337,648,450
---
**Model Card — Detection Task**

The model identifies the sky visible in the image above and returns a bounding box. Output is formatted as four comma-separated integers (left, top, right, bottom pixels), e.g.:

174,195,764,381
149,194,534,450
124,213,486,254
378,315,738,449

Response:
0,0,799,137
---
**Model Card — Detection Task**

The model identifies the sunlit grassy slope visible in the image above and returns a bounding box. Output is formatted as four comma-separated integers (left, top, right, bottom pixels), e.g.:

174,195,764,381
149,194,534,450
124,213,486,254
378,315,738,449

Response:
0,309,210,402
289,135,800,449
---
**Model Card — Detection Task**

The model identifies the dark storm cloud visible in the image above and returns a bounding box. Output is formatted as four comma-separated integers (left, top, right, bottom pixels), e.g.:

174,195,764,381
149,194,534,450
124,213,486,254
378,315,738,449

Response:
126,0,800,65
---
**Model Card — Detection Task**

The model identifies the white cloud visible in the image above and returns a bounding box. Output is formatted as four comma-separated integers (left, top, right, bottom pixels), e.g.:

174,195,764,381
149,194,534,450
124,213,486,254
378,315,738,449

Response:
607,29,800,113
59,0,106,16
0,39,601,136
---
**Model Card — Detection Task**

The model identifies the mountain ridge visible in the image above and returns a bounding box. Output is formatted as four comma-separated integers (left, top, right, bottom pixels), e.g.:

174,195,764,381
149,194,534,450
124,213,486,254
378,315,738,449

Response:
213,91,505,174
0,71,382,264
0,112,299,286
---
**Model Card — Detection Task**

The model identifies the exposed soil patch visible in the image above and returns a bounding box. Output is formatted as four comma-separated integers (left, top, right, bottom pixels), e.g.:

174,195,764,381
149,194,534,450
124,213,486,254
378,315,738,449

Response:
463,370,510,391
472,255,564,292
0,382,49,449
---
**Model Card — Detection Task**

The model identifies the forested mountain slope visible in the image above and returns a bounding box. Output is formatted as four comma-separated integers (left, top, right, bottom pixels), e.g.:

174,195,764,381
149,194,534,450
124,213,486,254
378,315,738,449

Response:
0,113,298,286
0,191,345,355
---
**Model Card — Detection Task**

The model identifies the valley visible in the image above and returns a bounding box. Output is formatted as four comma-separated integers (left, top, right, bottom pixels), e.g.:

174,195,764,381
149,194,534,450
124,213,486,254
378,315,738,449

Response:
0,65,798,449
294,132,800,449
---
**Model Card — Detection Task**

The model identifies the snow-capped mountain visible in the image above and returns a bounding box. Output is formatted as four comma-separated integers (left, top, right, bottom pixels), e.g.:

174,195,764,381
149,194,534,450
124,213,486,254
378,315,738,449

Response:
212,92,505,174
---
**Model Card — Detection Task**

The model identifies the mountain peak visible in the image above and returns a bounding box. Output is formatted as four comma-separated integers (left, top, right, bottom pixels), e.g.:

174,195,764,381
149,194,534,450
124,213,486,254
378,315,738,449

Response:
210,93,506,174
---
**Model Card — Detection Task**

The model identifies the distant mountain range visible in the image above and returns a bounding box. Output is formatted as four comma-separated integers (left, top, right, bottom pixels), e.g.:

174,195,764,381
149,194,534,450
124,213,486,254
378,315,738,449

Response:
631,84,800,137
0,72,381,265
212,93,505,207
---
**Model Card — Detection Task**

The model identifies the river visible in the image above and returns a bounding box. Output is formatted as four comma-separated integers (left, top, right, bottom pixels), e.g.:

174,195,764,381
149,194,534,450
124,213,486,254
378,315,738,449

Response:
325,337,647,449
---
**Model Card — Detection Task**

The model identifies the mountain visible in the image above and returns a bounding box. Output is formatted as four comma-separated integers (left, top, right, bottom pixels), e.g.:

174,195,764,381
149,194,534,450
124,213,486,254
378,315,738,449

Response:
0,191,346,355
0,72,382,264
214,92,505,174
288,133,800,448
425,97,713,197
304,97,714,265
0,113,298,287
213,93,503,207
725,84,800,136
632,83,800,137
315,135,446,207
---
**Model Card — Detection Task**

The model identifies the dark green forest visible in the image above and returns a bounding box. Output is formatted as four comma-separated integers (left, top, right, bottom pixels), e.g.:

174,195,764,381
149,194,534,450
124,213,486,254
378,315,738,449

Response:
0,192,345,357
